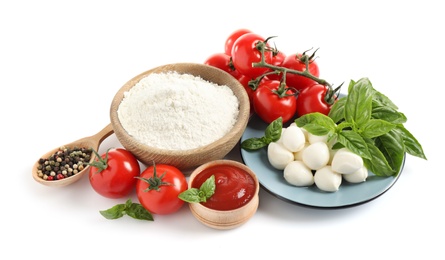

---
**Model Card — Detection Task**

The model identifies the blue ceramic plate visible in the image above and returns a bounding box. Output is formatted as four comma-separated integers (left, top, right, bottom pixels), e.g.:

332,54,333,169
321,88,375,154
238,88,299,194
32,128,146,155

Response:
240,114,404,209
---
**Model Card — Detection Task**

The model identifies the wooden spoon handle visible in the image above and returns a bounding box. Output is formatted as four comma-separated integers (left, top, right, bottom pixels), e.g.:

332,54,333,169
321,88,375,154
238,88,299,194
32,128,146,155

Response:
89,123,114,147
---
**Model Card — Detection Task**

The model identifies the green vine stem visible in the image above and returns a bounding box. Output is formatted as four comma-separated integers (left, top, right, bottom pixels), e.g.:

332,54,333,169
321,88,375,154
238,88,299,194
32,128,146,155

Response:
251,39,336,98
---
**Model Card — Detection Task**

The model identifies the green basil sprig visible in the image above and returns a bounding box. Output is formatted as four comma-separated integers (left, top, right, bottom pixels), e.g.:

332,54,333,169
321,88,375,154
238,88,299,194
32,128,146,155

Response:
178,175,216,203
99,199,153,221
296,77,426,177
241,117,283,151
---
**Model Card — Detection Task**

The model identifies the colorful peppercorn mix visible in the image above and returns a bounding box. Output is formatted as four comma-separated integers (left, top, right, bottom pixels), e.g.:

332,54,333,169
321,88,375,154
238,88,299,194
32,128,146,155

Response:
36,146,93,181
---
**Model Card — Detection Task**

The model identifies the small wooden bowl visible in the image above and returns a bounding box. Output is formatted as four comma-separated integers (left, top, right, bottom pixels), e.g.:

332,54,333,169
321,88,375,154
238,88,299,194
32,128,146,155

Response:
188,160,260,230
110,63,250,171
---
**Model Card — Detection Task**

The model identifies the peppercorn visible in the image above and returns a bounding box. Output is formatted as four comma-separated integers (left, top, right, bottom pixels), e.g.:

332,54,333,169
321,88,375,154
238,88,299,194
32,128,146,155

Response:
37,146,93,181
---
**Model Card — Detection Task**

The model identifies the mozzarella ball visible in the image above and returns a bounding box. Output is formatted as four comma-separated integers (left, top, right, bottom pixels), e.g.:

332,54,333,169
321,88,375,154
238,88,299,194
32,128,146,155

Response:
275,128,285,145
308,133,338,149
307,132,328,144
331,148,364,174
314,166,342,192
267,142,294,170
300,126,309,140
343,165,368,183
293,142,309,161
290,123,310,140
282,125,306,152
302,141,330,170
328,149,338,165
283,161,314,186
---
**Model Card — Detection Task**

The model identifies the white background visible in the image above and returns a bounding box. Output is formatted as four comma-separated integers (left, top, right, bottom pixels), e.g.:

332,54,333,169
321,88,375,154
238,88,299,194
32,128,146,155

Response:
1,1,443,259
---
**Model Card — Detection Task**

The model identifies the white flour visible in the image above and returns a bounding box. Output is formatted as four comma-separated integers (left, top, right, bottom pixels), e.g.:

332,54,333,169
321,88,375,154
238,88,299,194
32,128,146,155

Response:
117,71,240,150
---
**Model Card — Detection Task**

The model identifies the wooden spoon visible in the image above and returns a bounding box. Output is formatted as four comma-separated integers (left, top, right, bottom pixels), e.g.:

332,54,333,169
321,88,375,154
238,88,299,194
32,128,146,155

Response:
32,124,114,187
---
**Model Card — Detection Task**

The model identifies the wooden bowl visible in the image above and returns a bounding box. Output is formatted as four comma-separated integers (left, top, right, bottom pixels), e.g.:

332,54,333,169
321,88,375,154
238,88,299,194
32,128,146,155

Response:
110,63,250,171
187,160,260,230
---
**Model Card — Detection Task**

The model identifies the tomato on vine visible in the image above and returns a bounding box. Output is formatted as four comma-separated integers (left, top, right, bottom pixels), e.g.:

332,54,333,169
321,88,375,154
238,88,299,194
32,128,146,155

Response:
296,84,338,117
235,74,255,112
204,52,239,78
253,79,297,124
231,32,273,79
281,51,320,91
224,28,252,56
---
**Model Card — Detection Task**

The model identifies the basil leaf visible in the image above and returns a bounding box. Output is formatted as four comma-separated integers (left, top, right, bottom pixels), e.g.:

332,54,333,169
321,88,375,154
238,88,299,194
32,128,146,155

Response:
241,137,268,151
265,117,283,142
336,130,371,159
331,142,345,150
336,121,354,131
360,119,395,139
302,124,332,136
178,188,201,203
178,175,216,203
372,101,407,124
100,204,126,219
374,129,405,176
127,203,154,221
99,199,153,221
240,117,282,151
328,97,347,124
200,175,216,200
363,139,395,177
372,89,399,110
394,124,427,159
345,78,374,128
295,112,337,135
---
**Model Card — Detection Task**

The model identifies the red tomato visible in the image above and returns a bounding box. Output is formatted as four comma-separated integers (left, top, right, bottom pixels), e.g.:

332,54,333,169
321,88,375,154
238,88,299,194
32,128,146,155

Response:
282,53,320,91
296,84,337,117
235,74,255,112
136,164,187,215
231,32,273,79
224,28,252,55
204,52,239,78
253,79,297,124
89,148,140,199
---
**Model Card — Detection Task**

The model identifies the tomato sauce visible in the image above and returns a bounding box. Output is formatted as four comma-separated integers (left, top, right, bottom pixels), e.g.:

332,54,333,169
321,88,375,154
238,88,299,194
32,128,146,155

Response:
192,164,256,211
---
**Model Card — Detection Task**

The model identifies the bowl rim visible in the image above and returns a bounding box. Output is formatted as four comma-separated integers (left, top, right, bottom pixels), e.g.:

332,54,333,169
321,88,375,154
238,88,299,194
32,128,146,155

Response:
109,62,250,158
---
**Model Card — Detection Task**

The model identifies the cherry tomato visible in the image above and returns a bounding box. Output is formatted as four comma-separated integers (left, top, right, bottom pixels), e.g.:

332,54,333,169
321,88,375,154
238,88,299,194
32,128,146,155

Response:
136,163,187,215
204,52,239,78
253,79,297,124
235,74,255,112
296,84,337,117
282,52,320,91
224,28,252,55
89,148,140,199
231,32,273,79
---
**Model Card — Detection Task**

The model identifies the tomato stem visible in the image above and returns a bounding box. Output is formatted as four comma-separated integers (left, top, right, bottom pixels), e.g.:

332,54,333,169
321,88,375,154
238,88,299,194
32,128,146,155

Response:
253,39,341,105
87,148,110,173
324,83,343,104
253,41,332,88
135,162,172,192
